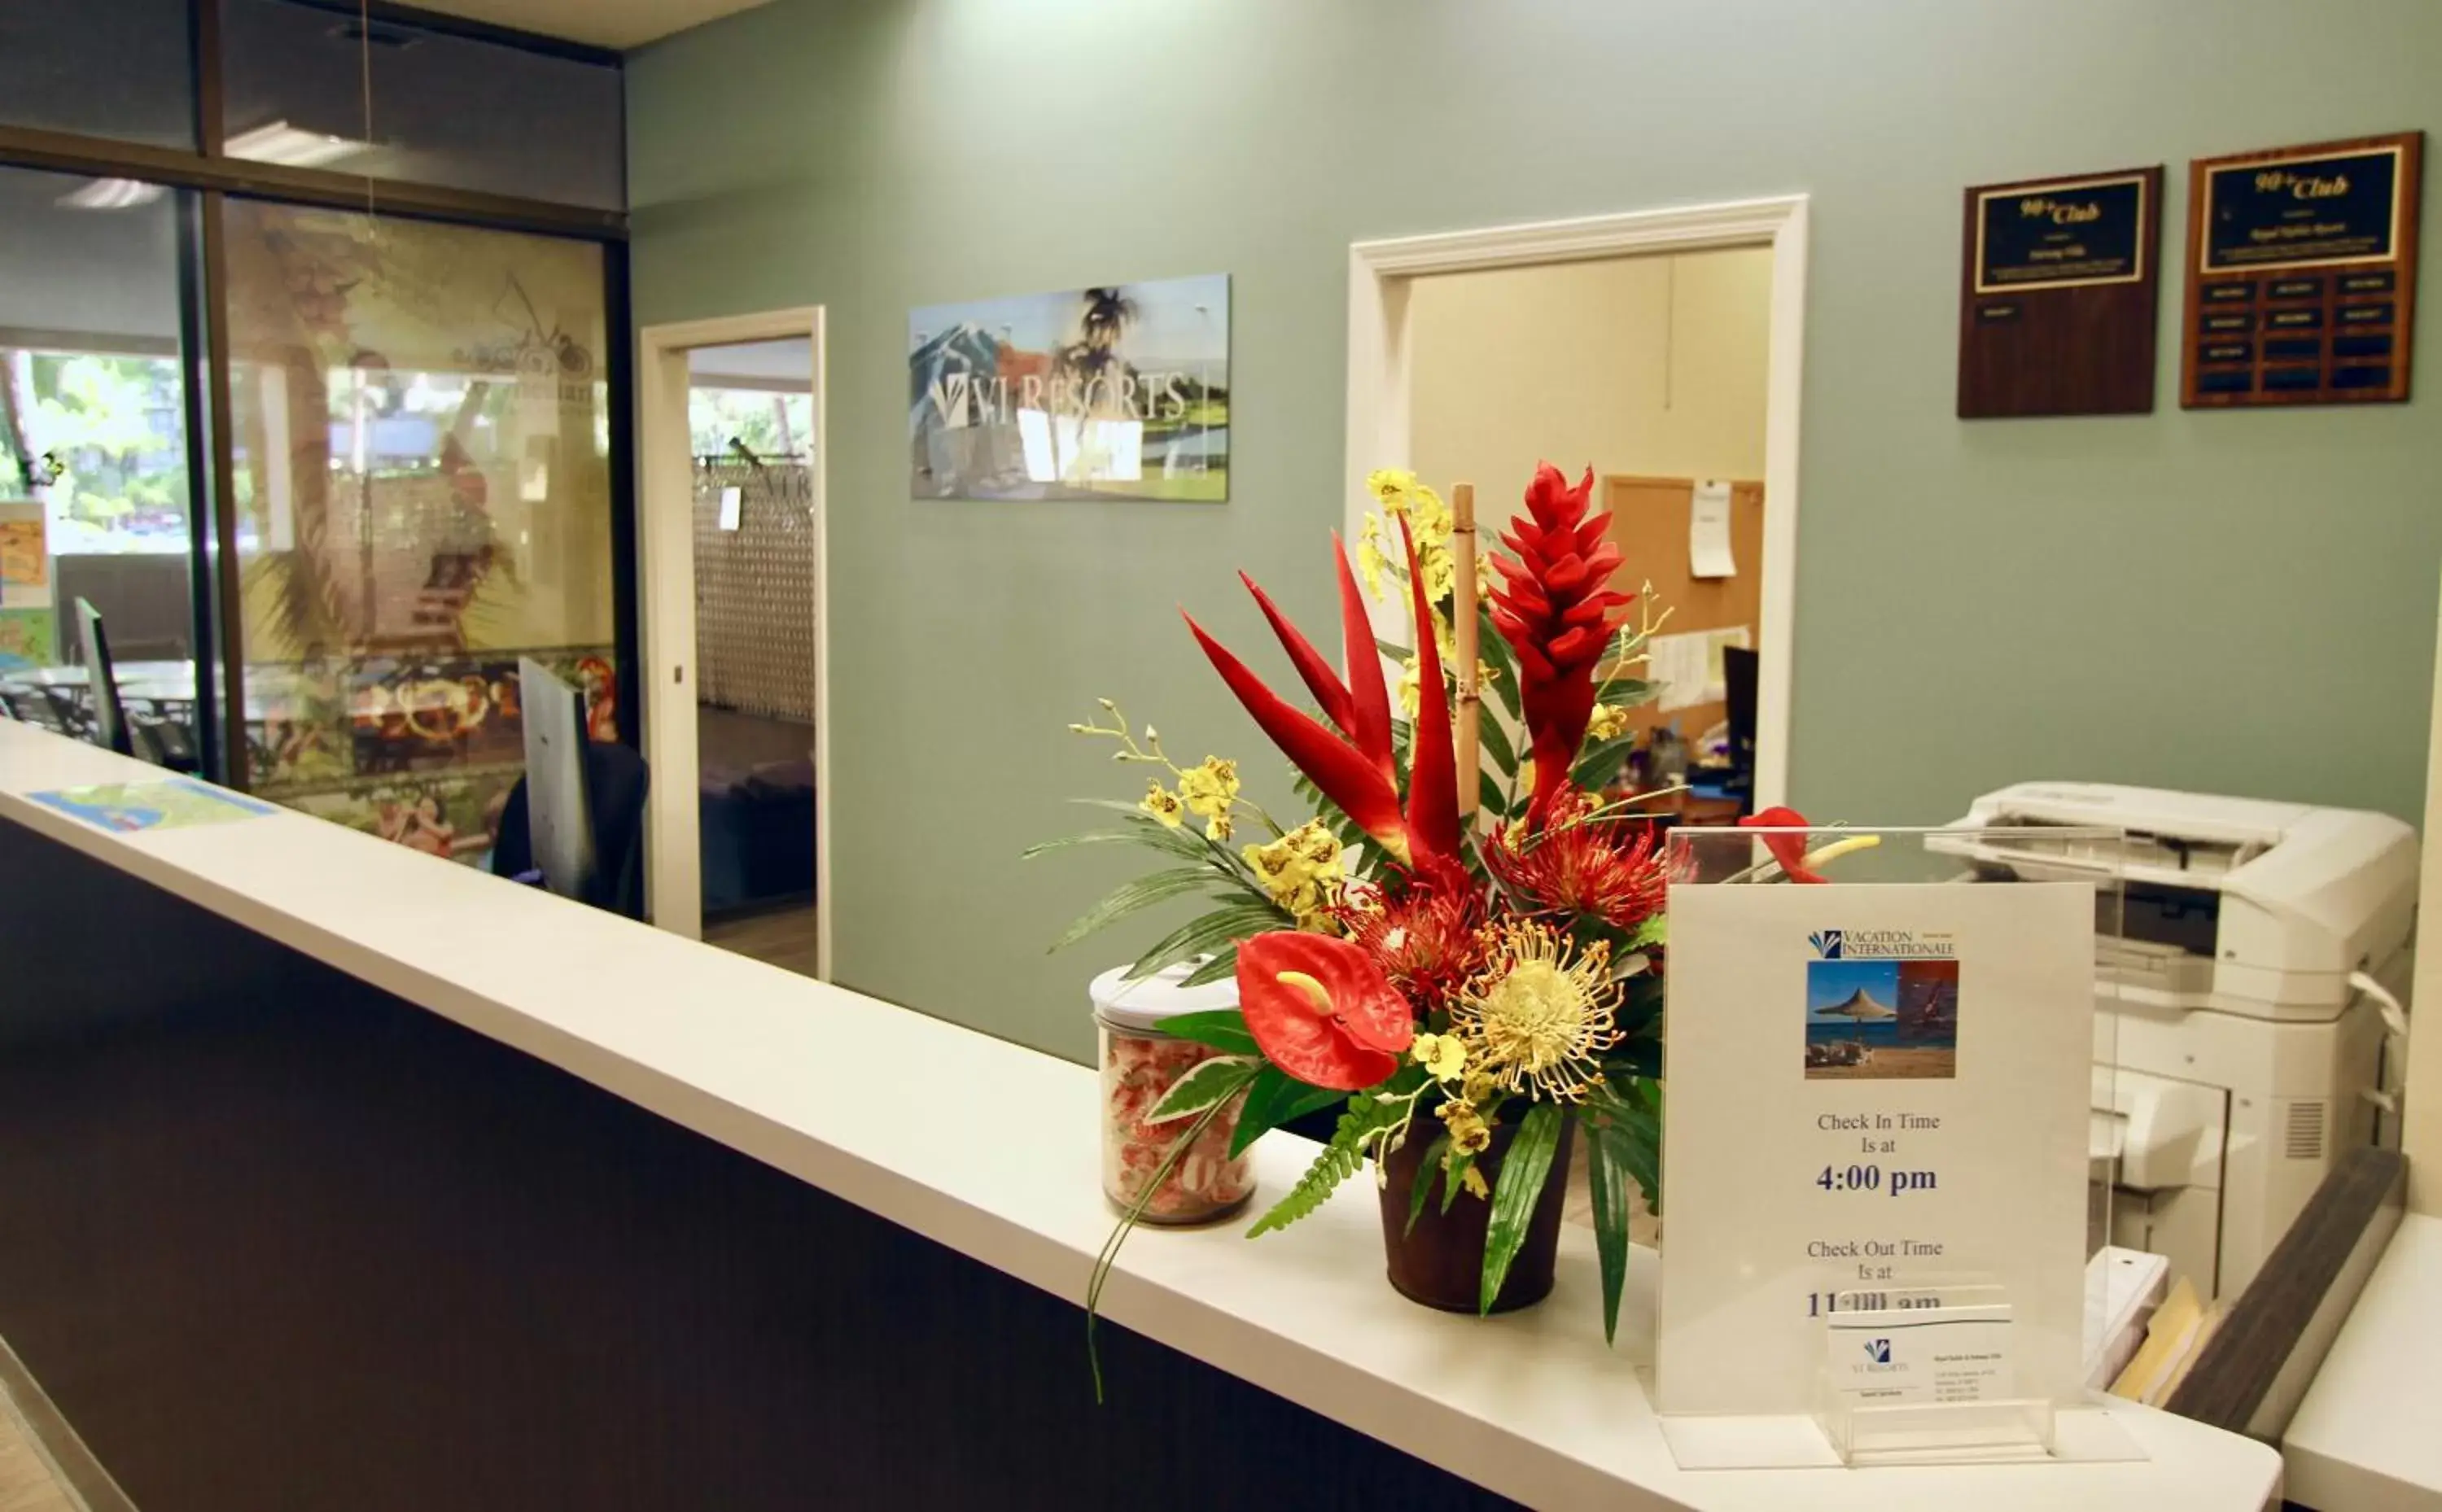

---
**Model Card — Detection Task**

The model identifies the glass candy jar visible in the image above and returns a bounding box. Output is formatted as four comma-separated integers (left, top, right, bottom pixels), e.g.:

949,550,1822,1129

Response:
1091,964,1255,1225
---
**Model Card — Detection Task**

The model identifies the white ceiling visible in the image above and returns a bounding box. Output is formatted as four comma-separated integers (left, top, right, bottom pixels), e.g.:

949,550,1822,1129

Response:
406,0,770,50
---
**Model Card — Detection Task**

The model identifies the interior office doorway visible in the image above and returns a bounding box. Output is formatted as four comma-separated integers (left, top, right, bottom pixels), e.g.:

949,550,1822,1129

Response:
637,310,829,977
1343,198,1809,811
1405,247,1774,824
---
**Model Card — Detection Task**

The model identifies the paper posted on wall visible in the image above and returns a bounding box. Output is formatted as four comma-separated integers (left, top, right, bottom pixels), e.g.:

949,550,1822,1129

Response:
1651,625,1751,712
1690,480,1736,579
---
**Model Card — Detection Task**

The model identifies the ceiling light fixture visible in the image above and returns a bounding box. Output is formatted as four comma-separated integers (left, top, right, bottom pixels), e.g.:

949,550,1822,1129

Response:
56,178,167,210
224,120,370,169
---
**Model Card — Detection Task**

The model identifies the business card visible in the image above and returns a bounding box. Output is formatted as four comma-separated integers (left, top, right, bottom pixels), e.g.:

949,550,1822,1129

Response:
1826,1304,2015,1406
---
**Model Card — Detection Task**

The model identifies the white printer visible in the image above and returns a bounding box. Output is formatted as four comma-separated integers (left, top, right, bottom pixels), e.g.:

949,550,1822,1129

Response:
1932,782,2416,1301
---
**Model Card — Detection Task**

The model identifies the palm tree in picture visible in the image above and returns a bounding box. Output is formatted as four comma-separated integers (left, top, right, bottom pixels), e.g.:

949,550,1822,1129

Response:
1077,286,1137,374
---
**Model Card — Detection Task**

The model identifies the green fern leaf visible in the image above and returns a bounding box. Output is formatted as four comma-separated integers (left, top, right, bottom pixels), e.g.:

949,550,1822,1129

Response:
1245,1095,1407,1237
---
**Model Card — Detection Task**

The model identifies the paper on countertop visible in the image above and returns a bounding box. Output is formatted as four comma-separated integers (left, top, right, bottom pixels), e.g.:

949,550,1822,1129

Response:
1690,479,1736,579
717,486,743,531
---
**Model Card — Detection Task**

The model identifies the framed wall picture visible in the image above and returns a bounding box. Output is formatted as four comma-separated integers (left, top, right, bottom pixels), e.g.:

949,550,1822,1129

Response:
1958,166,2162,417
908,275,1230,502
2182,132,2422,408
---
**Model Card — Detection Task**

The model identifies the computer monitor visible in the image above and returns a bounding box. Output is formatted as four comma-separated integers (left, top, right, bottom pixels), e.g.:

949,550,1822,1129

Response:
518,657,597,902
74,596,134,758
1722,645,1759,805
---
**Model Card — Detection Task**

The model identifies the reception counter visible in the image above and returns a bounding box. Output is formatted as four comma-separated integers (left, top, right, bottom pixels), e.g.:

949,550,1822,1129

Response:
0,723,2281,1510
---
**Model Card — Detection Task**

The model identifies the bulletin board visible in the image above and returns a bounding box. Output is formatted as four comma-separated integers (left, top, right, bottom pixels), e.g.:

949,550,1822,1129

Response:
1600,473,1765,747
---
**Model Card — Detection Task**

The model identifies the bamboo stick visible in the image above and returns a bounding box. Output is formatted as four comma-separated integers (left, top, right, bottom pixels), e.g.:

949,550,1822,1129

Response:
1451,482,1480,822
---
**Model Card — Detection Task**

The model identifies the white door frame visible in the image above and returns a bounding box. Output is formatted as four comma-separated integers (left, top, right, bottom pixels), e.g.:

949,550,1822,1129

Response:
636,308,830,973
1344,194,1810,809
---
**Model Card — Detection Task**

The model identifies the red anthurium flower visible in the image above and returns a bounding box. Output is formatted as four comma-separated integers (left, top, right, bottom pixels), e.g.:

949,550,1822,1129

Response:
1487,464,1635,827
1236,932,1415,1091
1740,806,1824,883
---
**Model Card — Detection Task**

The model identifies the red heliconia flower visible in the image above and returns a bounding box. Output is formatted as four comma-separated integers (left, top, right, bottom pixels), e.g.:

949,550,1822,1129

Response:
1329,878,1490,1012
1487,464,1637,828
1484,792,1665,932
1740,806,1824,883
1236,932,1415,1091
1184,525,1463,881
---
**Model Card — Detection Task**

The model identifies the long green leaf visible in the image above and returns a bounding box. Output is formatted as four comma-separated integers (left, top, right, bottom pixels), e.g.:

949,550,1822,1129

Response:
1572,735,1637,794
1066,801,1217,859
1442,1150,1476,1215
1149,1056,1260,1123
1479,1103,1564,1314
1477,605,1522,719
1477,770,1508,821
1178,946,1239,988
1128,902,1285,981
1477,706,1516,776
1229,1068,1347,1159
1405,1132,1451,1237
1157,1008,1258,1056
1022,826,1199,863
1582,1109,1632,1344
1053,867,1227,953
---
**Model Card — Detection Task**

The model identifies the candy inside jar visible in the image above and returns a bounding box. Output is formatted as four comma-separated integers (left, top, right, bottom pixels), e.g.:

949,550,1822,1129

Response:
1090,963,1255,1225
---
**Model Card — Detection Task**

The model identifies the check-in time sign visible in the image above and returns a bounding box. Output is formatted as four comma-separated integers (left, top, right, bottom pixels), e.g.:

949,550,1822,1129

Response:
1656,885,2094,1417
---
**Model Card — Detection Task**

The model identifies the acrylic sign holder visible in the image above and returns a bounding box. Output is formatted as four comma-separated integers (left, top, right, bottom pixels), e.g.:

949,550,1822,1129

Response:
1652,826,2145,1470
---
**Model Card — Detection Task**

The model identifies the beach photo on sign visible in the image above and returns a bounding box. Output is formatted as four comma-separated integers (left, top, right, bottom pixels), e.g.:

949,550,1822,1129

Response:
1804,958,1958,1080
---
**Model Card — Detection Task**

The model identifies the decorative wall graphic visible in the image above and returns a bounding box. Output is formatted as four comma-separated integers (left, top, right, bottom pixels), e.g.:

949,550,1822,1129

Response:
1958,166,2162,417
219,200,620,864
908,274,1229,501
2182,132,2422,407
0,503,47,590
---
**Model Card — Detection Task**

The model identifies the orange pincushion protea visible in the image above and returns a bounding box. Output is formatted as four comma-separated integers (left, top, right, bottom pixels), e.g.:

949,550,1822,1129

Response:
1331,879,1490,1011
1483,791,1665,933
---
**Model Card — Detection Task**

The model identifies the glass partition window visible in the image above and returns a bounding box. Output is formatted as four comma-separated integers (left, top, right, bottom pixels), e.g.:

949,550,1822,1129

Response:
0,165,199,763
0,0,195,149
223,0,624,209
221,199,616,863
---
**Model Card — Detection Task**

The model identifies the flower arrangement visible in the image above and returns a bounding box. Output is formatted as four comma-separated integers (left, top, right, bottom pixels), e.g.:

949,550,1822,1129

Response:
1036,463,1840,1369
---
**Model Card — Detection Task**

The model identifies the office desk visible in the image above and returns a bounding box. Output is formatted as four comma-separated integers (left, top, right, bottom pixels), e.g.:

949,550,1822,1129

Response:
2283,1213,2442,1510
0,724,2281,1511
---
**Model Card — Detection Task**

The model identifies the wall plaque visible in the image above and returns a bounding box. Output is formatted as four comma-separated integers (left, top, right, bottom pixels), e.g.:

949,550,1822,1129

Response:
1958,167,2162,418
2182,132,2422,407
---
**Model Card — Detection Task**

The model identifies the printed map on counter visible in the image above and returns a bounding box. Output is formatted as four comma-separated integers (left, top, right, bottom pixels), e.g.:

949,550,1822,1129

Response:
27,780,277,834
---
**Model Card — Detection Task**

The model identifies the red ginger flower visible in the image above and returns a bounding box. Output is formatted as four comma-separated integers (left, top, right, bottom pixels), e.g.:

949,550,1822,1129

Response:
1236,932,1415,1091
1487,464,1635,827
1484,791,1665,932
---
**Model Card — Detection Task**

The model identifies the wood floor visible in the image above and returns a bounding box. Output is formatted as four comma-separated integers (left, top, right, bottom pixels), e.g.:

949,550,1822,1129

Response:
704,904,821,978
0,1397,76,1512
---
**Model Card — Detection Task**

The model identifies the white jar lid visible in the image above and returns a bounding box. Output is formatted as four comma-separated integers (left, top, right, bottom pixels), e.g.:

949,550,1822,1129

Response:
1089,960,1239,1033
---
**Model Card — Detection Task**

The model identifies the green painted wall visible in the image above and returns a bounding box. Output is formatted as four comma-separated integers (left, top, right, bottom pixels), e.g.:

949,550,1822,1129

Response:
628,0,2440,1061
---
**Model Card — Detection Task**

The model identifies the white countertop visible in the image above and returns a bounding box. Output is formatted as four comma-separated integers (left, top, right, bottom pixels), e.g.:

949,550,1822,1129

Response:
2284,1212,2442,1511
0,724,2283,1512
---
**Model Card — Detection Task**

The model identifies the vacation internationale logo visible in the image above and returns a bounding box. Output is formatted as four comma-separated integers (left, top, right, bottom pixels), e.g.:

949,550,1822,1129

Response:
1863,1338,1893,1365
1805,928,1962,1082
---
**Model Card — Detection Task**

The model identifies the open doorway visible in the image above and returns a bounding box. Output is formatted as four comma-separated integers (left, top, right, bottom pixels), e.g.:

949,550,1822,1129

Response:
1406,247,1773,823
1343,197,1808,811
637,311,828,977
